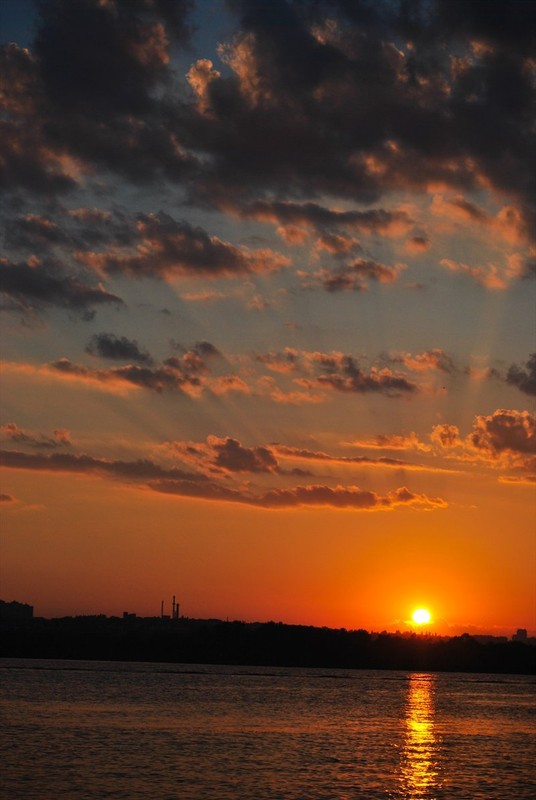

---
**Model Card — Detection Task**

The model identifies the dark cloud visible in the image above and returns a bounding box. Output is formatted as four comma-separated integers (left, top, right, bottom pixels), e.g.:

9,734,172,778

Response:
314,258,403,292
34,0,191,116
274,444,411,469
0,441,446,510
307,352,418,396
0,422,71,450
507,354,536,397
257,348,300,373
3,207,135,255
211,437,278,473
2,0,534,250
406,235,430,252
64,208,135,249
428,411,536,473
256,348,419,396
48,342,233,394
257,484,446,510
3,204,289,297
4,213,72,250
228,200,413,235
0,44,79,195
86,333,154,365
1,0,197,192
519,257,536,280
2,0,535,239
0,257,124,318
0,118,78,197
76,212,290,278
443,196,490,224
469,410,536,457
150,478,447,510
0,448,205,483
49,356,202,394
177,0,535,232
0,493,15,503
190,340,222,359
166,435,280,475
314,232,362,257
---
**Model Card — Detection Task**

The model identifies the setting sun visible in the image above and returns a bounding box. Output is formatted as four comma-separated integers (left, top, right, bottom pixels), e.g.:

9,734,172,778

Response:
412,608,432,625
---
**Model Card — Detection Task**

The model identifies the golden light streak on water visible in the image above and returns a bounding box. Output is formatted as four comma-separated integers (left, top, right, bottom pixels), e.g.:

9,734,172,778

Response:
398,673,443,799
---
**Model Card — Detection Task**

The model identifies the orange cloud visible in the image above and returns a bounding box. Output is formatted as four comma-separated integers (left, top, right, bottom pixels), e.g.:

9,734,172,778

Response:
431,194,529,246
389,349,457,374
273,444,429,471
440,258,509,289
344,432,431,453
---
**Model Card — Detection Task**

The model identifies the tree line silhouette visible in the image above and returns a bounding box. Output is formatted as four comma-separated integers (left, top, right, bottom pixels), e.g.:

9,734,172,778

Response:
1,616,534,674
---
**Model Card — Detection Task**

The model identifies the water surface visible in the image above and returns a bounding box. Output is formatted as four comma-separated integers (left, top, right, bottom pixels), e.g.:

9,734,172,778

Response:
1,659,534,799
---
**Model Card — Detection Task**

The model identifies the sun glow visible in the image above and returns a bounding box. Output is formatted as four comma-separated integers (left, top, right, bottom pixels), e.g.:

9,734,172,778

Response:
412,608,432,625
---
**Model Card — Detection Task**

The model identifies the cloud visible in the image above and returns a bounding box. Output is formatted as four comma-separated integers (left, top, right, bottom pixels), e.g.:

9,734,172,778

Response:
404,235,430,253
425,409,536,472
499,474,536,486
180,0,536,240
273,444,415,470
1,0,197,192
180,290,229,304
0,493,15,503
313,233,362,256
506,354,536,397
2,0,534,245
31,342,247,398
311,259,404,292
228,199,414,237
0,422,71,450
209,374,251,397
0,257,123,318
150,478,447,511
255,376,326,405
388,349,457,374
86,333,154,365
165,435,279,476
254,484,447,510
76,212,290,279
431,194,531,246
0,43,82,195
350,411,536,473
430,424,463,449
345,433,431,453
48,356,206,395
34,0,178,116
340,411,536,477
304,352,418,396
257,348,301,374
469,409,536,459
0,437,447,511
257,348,419,397
210,436,278,473
0,448,204,483
5,213,73,250
439,258,510,290
170,340,223,360
34,0,193,116
165,434,442,481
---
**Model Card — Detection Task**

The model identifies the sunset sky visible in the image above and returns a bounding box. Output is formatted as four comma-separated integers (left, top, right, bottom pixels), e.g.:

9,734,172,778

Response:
1,0,535,635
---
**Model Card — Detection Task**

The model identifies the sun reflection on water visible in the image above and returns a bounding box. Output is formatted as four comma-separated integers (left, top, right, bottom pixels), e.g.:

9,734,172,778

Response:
398,673,443,799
